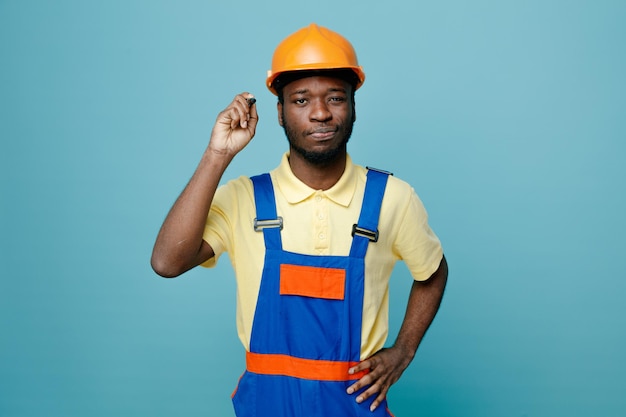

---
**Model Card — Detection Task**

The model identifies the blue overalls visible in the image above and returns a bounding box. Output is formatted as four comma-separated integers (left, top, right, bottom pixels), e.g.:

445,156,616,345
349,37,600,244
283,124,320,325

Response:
231,169,394,417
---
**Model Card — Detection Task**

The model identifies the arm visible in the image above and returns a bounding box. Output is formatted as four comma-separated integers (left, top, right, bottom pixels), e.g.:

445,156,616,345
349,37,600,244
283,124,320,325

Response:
150,93,258,278
347,255,448,411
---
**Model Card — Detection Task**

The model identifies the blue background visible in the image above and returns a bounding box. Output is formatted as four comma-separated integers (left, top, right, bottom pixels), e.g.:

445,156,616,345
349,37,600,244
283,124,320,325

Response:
1,1,625,416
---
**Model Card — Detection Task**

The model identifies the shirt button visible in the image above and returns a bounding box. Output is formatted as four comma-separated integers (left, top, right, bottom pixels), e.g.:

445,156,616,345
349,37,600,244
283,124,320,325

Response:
315,195,322,202
319,233,325,239
318,213,325,220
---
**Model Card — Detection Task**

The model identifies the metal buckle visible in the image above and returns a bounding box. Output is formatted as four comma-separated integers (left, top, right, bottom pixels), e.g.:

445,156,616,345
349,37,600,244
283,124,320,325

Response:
254,217,283,232
352,224,379,242
365,166,393,176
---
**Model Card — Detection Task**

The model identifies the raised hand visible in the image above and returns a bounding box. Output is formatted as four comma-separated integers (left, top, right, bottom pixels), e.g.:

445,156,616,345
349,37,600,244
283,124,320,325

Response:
208,92,259,157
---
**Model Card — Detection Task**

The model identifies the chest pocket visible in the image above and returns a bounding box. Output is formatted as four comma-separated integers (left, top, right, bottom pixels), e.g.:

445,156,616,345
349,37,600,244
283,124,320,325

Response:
276,262,346,358
280,264,346,300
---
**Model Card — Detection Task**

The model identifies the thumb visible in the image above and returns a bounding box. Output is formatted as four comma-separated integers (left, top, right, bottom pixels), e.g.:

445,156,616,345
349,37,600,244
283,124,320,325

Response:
246,99,259,132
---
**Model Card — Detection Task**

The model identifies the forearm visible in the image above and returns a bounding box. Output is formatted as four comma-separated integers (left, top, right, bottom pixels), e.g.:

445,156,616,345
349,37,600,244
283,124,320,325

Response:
151,149,232,277
393,255,448,358
151,92,257,277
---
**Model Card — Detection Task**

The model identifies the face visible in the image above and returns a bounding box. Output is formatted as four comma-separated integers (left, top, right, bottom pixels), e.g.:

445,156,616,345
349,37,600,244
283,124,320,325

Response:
278,75,355,166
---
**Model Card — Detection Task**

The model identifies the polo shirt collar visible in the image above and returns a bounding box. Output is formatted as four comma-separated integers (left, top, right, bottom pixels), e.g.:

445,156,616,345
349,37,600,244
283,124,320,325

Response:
273,152,357,207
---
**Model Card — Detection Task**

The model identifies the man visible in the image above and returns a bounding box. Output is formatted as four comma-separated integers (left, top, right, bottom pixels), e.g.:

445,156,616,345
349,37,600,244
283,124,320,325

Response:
152,23,447,417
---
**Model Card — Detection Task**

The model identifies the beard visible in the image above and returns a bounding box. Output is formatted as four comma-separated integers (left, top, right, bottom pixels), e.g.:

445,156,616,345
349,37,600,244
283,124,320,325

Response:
282,111,354,167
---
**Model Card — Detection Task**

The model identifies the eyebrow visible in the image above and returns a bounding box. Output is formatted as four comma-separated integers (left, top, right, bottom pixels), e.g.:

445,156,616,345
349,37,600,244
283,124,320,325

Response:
289,89,309,96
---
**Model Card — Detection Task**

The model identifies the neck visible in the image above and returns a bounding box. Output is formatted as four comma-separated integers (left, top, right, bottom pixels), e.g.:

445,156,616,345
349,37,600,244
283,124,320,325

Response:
288,149,347,190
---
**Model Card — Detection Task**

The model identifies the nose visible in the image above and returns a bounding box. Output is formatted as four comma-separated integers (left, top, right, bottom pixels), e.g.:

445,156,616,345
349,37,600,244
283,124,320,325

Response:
309,99,332,122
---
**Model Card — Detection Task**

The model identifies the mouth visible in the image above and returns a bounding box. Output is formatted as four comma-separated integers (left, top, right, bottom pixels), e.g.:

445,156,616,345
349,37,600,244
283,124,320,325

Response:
308,128,337,140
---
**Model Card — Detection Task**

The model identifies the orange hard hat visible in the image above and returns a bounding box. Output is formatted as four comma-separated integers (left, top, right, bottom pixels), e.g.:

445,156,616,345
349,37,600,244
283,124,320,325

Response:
266,23,365,95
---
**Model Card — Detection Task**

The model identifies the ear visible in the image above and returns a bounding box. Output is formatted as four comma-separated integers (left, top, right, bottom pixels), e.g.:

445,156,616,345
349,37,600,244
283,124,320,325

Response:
277,101,284,126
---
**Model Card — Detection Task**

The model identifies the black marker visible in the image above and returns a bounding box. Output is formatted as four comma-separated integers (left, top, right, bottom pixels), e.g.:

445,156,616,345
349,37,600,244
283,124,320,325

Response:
247,97,256,107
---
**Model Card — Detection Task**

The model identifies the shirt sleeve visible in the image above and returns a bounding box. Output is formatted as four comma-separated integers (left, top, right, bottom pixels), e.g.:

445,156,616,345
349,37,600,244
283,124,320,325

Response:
200,177,245,268
393,186,444,281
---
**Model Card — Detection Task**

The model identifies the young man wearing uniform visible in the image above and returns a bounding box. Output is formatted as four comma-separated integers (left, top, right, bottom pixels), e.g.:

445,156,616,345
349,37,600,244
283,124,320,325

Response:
152,23,448,417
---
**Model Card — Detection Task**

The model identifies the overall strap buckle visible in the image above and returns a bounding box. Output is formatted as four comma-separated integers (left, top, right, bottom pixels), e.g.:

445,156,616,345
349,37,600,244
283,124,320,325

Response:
349,167,391,247
351,224,379,242
254,217,283,232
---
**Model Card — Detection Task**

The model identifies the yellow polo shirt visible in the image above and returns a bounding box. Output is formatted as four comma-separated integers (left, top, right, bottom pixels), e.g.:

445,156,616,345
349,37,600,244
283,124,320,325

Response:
202,153,443,359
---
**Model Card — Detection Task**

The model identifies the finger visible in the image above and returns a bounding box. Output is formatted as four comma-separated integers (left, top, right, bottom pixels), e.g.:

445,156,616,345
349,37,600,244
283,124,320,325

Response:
347,366,382,396
354,381,382,405
233,93,256,129
215,106,242,132
232,100,249,129
346,371,373,395
227,106,243,130
218,96,245,131
346,357,378,394
348,358,373,376
368,386,390,412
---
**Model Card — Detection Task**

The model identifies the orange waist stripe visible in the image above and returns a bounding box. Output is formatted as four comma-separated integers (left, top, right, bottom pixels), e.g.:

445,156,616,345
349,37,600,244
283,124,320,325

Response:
246,352,368,381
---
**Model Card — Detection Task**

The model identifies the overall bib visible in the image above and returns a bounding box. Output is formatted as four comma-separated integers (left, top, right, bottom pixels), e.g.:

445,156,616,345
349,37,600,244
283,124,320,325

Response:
232,169,394,417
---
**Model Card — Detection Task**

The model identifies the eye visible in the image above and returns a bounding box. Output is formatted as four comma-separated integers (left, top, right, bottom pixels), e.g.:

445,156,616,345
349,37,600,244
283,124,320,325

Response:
294,98,307,105
329,96,346,103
